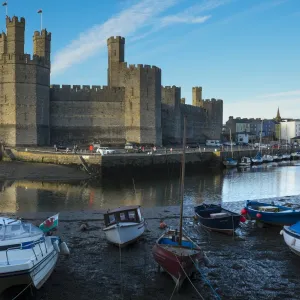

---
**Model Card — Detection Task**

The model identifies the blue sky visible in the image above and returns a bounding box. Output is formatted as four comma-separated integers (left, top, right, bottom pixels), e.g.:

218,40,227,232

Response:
2,0,300,121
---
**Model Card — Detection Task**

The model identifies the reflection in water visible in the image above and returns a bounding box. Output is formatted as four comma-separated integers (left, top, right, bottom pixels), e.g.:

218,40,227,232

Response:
0,162,299,213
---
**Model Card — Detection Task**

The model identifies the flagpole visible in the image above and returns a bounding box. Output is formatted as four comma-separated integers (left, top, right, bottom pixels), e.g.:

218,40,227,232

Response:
40,11,42,31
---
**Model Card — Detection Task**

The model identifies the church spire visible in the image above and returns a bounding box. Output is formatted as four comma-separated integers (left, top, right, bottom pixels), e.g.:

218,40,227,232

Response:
275,107,281,122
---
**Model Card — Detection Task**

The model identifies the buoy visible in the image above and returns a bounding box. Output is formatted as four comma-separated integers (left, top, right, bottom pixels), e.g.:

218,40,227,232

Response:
240,208,247,215
240,216,246,223
193,215,198,221
53,240,60,253
256,213,262,219
60,241,70,255
159,221,167,229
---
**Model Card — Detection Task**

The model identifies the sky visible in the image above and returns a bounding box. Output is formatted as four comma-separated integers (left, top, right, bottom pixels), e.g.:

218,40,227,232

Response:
1,0,300,122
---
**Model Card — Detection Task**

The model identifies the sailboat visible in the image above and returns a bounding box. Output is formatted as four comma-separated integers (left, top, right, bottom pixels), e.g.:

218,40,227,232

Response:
223,129,238,167
252,120,263,164
152,116,204,290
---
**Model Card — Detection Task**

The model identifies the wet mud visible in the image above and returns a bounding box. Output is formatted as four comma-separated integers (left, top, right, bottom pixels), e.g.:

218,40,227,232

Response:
2,203,300,300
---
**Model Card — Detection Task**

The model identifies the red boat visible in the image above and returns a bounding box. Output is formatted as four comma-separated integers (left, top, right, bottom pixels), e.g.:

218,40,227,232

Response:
152,116,204,291
152,229,203,289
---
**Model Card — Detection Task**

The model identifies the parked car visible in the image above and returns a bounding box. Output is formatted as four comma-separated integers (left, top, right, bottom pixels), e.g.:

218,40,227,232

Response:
96,147,116,155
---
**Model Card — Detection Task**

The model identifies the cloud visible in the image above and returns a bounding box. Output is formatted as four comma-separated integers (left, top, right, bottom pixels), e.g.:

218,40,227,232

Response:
257,90,300,99
51,0,178,75
160,15,211,26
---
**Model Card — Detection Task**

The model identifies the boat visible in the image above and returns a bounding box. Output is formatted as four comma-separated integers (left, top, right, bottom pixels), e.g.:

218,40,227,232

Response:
194,204,242,235
291,152,300,160
251,152,263,164
103,205,145,247
238,156,251,167
273,154,282,162
262,154,273,163
223,157,238,168
280,222,300,256
152,116,204,291
282,153,291,160
241,200,300,226
0,216,69,296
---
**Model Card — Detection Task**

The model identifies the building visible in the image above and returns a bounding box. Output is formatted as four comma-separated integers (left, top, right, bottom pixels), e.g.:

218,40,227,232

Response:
0,16,223,147
280,120,300,143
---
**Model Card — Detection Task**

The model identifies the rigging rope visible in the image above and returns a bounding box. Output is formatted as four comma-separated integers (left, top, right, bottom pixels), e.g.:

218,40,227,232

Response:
119,244,124,300
174,256,205,300
169,277,180,300
189,255,221,300
11,283,32,300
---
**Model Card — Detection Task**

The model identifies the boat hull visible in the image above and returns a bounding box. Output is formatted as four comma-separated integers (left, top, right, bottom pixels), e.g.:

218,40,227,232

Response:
0,241,59,296
244,201,300,226
103,221,145,247
282,227,300,256
152,231,203,289
195,205,240,235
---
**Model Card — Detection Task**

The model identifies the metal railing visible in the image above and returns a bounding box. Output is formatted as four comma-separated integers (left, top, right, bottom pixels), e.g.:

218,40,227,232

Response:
4,238,48,265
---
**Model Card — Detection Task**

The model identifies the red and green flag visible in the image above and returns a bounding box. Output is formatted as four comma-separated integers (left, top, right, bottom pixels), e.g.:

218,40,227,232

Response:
39,214,59,233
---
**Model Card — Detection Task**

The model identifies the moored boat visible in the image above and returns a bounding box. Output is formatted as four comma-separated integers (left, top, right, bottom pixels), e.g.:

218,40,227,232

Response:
223,157,238,168
194,204,243,235
103,206,145,247
291,152,300,160
251,152,263,164
152,116,204,291
280,222,300,256
241,200,300,226
262,154,273,163
0,216,69,296
238,156,251,167
282,153,291,160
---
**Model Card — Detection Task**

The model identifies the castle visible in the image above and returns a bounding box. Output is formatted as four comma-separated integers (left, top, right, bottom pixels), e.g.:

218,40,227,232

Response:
0,16,223,147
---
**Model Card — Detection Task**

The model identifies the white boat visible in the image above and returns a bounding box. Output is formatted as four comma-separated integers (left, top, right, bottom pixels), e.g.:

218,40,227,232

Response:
103,206,145,247
238,156,251,166
262,154,273,163
291,152,300,159
0,217,69,296
272,154,282,162
280,222,300,256
223,157,238,168
282,153,291,160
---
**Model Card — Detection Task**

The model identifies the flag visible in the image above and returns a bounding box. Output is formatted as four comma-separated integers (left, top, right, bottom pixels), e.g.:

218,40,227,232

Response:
39,214,59,233
2,2,7,6
37,9,42,14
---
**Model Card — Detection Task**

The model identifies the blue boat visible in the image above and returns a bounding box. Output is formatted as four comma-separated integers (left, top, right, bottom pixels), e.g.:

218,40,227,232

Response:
223,157,238,168
195,204,242,235
242,200,300,226
280,222,300,256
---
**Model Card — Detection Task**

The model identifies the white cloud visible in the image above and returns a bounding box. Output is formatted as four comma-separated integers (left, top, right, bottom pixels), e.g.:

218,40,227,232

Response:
257,90,300,99
51,0,178,75
160,15,211,26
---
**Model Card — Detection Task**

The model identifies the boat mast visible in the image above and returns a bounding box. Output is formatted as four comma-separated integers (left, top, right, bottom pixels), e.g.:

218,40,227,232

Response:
178,115,187,246
259,120,263,152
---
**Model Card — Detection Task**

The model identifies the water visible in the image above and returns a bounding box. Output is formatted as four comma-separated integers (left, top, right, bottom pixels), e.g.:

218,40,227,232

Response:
0,161,300,213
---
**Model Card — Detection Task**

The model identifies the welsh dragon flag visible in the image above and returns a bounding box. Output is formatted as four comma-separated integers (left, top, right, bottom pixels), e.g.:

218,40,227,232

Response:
39,214,59,233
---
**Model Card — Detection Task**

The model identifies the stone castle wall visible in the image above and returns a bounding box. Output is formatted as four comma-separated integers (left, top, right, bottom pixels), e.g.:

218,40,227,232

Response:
49,85,126,144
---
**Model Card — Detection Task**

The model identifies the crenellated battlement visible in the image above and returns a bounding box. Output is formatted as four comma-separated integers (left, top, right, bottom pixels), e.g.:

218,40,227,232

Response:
6,16,25,26
33,30,51,39
125,63,161,73
0,32,6,39
50,84,124,92
162,85,180,91
0,53,50,66
192,86,202,90
202,98,223,104
107,36,125,44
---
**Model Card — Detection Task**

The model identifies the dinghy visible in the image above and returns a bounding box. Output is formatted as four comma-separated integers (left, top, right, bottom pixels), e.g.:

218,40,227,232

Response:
103,206,145,247
194,204,243,235
241,200,300,226
280,222,300,256
0,217,69,296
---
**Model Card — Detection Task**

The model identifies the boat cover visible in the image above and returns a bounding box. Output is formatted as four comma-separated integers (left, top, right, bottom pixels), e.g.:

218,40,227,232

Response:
290,222,300,234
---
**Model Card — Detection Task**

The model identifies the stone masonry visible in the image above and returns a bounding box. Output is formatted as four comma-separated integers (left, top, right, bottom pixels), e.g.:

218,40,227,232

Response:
0,16,223,147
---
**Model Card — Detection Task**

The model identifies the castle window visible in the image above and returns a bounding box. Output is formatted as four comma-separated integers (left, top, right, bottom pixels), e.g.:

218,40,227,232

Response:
130,102,132,110
131,87,134,96
114,50,116,56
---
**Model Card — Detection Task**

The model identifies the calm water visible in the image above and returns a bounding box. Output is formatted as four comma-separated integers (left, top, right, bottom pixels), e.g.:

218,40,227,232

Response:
0,161,300,213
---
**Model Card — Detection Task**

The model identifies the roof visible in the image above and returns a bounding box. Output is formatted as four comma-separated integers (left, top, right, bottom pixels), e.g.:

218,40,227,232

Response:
105,205,141,214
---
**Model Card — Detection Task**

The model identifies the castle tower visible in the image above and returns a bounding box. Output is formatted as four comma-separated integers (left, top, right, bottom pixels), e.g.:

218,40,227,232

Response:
6,16,25,54
107,36,125,87
0,16,51,146
0,32,7,54
33,30,51,65
192,86,203,107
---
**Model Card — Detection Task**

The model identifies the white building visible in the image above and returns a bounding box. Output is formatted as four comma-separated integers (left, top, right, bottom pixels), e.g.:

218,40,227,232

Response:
280,120,300,143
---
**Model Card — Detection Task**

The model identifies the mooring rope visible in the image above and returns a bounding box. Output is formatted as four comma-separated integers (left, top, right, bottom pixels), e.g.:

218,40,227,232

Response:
119,244,124,300
169,277,180,300
174,256,205,300
11,283,32,300
189,255,221,300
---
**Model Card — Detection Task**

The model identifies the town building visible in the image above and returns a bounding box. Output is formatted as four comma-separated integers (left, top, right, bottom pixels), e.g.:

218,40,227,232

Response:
280,120,300,143
0,16,223,147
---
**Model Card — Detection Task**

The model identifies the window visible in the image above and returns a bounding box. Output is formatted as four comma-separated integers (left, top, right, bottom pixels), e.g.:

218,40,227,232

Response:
128,211,136,221
131,87,134,96
120,213,126,221
113,50,116,56
109,214,115,224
